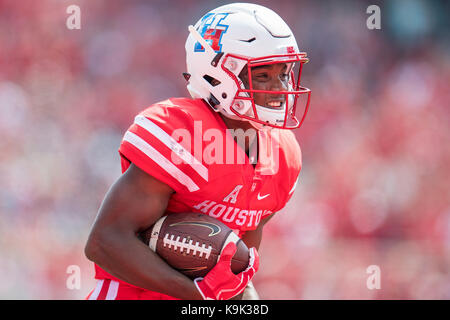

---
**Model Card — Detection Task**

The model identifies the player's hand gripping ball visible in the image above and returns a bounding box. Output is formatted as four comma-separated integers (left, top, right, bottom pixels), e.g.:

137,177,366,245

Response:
139,213,250,279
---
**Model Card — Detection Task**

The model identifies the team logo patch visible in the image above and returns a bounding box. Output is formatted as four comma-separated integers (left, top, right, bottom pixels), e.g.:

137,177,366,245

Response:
194,12,229,53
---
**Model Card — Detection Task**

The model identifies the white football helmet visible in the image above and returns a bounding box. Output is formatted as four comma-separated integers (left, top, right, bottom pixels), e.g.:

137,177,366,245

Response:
184,3,310,129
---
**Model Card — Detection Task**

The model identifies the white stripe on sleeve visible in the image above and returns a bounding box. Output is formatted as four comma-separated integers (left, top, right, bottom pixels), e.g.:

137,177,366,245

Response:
105,280,119,300
134,115,208,181
88,279,104,300
123,131,200,192
289,176,299,195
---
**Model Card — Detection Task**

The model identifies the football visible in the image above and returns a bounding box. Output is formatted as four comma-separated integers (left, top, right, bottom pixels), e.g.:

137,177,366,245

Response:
139,212,250,279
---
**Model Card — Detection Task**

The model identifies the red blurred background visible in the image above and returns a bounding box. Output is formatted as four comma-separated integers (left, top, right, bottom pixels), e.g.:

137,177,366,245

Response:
0,0,449,299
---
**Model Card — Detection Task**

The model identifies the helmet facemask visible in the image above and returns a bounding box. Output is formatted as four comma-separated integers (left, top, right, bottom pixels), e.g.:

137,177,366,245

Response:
222,53,311,130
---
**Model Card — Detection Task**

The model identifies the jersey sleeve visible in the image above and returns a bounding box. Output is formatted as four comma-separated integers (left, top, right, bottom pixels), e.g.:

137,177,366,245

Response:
118,103,209,193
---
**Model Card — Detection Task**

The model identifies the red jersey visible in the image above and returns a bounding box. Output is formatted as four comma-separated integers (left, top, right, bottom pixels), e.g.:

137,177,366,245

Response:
93,97,301,298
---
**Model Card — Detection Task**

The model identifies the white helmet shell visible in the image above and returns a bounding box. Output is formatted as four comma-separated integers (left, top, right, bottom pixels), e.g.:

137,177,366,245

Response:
185,3,310,129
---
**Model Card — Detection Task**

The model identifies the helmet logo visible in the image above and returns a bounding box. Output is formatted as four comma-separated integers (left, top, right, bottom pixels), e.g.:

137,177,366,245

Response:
286,46,295,54
194,13,229,53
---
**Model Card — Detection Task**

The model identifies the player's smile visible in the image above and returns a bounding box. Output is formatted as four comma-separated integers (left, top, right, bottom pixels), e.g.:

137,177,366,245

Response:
239,62,290,110
266,99,285,110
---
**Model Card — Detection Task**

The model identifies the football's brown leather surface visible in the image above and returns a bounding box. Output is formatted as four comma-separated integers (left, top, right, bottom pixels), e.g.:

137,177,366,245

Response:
139,212,250,279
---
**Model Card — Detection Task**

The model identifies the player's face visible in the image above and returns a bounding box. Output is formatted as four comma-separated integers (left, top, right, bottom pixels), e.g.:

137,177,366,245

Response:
239,62,291,110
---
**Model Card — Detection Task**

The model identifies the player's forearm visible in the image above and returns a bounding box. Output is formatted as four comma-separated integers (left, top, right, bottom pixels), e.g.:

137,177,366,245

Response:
85,230,202,300
241,226,263,251
242,281,260,299
230,281,259,300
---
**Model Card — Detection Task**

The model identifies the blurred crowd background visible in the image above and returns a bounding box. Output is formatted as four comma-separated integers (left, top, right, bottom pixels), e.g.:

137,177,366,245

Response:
0,0,449,299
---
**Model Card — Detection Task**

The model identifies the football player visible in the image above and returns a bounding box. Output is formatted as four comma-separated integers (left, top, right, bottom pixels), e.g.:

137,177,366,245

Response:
84,2,310,300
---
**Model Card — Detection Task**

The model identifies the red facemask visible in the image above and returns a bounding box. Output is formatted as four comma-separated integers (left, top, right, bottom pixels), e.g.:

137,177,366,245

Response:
221,52,311,129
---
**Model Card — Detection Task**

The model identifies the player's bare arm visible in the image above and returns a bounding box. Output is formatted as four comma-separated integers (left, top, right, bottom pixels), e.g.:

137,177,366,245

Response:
84,163,203,299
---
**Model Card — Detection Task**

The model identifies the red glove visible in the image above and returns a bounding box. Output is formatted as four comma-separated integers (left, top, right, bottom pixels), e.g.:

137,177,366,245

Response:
194,242,259,300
